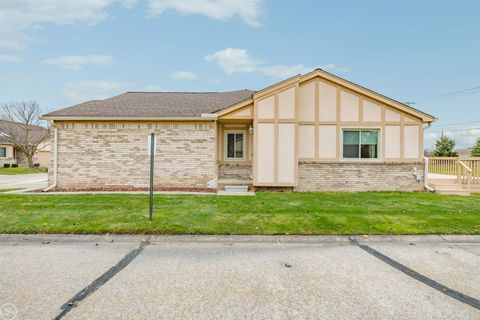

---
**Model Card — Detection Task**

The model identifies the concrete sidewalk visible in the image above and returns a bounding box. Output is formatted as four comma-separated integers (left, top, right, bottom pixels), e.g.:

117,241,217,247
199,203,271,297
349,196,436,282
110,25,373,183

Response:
0,235,479,319
0,173,47,190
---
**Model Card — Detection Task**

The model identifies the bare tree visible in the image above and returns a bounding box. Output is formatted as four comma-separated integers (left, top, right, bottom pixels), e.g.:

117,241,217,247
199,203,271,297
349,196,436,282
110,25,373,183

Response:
0,101,50,168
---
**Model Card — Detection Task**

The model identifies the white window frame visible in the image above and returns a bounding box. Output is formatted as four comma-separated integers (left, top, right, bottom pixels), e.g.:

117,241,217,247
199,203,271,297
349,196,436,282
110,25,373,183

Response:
224,130,246,161
341,127,381,161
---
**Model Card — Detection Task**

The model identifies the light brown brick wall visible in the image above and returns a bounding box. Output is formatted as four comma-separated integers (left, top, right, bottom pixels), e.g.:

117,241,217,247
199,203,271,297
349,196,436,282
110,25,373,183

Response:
52,122,217,189
294,161,424,192
218,163,252,180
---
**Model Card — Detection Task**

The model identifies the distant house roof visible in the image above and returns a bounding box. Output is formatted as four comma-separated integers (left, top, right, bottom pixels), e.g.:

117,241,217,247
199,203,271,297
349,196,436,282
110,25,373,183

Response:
456,148,473,157
42,90,255,119
0,120,49,145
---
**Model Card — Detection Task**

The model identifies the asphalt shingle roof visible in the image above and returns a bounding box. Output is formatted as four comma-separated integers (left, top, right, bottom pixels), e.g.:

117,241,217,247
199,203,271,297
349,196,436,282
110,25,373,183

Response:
43,90,255,118
0,120,49,144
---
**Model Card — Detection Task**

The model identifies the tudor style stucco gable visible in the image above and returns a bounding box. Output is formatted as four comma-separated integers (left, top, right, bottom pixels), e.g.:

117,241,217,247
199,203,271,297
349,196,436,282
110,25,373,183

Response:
250,69,433,188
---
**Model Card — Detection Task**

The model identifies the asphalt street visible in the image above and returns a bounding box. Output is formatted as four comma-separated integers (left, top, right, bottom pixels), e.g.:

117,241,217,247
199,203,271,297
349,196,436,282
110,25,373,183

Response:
0,235,478,320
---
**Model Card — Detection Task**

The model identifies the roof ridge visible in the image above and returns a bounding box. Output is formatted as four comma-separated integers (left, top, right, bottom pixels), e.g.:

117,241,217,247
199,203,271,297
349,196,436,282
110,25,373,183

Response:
124,89,255,94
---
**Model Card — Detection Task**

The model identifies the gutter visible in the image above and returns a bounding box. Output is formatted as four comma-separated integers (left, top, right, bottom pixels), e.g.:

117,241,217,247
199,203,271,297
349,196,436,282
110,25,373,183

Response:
43,123,58,192
40,114,218,121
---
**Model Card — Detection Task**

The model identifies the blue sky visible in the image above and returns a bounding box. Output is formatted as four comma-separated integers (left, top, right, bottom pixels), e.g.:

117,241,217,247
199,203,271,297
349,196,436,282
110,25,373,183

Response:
0,0,479,148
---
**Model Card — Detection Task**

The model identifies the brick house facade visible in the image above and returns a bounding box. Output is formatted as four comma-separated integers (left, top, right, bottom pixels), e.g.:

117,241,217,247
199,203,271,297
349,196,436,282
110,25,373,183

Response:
42,69,435,192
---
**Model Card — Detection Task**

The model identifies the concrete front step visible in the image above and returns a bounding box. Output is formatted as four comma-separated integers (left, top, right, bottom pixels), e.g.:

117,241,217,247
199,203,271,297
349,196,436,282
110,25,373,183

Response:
224,185,249,192
217,179,253,191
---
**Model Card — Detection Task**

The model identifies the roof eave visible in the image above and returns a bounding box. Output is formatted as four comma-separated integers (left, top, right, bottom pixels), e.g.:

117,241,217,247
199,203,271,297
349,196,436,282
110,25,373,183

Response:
40,115,218,121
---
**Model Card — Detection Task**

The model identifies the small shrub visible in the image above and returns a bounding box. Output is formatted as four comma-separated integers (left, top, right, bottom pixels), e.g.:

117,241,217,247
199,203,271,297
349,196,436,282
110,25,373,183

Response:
34,163,40,168
3,163,10,168
11,164,18,168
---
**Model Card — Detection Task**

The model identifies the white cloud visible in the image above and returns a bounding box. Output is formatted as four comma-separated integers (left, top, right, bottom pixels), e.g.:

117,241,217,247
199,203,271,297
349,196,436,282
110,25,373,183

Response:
62,80,131,104
43,55,112,70
205,47,349,79
122,0,138,9
208,78,221,84
0,55,23,62
0,0,113,50
205,48,262,74
147,0,263,26
321,63,350,72
169,70,198,80
260,64,311,79
143,84,166,91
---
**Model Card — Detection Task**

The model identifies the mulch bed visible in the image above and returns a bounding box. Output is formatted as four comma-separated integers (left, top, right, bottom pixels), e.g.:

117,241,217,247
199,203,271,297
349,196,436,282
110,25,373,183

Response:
22,186,217,193
28,186,216,193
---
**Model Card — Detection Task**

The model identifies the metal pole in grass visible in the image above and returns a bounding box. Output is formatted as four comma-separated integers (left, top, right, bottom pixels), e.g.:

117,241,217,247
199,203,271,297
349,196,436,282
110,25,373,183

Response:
149,133,155,222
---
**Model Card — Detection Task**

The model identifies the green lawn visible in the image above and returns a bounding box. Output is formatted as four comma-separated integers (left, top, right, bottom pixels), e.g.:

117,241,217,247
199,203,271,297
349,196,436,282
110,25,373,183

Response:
0,167,47,175
0,192,479,235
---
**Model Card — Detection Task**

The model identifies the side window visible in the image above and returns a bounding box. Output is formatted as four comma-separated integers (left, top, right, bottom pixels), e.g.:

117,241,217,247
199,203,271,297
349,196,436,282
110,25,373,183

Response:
0,147,6,158
343,130,379,159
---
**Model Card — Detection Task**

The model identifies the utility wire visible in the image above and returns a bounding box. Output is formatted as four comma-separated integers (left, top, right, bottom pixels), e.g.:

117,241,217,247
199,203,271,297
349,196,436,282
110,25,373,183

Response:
416,86,480,101
429,86,480,98
429,120,480,128
426,127,480,133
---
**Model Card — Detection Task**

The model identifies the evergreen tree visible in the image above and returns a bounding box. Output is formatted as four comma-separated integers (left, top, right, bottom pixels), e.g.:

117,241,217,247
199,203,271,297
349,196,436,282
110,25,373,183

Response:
431,134,458,157
471,138,480,157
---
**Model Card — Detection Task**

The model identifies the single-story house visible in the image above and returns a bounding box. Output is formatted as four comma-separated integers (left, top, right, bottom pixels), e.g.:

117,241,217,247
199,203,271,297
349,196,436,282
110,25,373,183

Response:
41,69,435,192
0,120,51,168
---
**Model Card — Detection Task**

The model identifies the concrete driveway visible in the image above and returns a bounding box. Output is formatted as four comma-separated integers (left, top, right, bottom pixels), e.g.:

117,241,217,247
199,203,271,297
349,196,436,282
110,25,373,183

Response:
0,235,479,320
0,173,47,190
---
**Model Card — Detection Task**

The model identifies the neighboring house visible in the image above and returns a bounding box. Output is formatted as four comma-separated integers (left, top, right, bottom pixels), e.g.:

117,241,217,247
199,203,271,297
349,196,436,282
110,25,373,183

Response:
42,69,435,191
0,120,51,168
456,148,473,157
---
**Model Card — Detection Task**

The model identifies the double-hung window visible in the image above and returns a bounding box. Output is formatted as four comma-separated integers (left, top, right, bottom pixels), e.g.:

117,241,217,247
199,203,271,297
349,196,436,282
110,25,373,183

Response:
343,129,379,159
0,147,6,158
225,131,245,160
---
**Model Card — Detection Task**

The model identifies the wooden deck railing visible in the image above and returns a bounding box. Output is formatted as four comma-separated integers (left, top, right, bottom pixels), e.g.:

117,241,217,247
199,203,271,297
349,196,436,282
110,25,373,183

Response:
457,160,472,193
427,157,480,185
460,158,480,184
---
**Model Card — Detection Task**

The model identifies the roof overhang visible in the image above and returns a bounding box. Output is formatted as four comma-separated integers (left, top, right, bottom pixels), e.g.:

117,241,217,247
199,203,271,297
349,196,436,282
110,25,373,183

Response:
40,114,218,121
215,98,253,117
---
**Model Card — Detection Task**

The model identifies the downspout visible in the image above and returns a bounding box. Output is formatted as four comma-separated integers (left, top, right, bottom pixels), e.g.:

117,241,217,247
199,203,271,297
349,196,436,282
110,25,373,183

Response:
423,122,435,192
43,122,57,192
423,156,435,192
